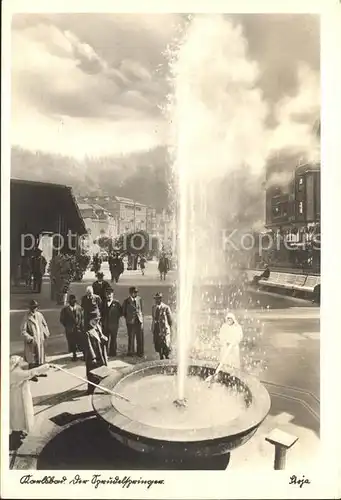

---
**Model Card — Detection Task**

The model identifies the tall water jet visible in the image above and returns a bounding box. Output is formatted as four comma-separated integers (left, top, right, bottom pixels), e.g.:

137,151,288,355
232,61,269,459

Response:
167,15,269,400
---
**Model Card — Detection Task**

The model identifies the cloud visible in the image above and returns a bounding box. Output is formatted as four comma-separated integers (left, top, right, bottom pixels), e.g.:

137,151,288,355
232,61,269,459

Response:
11,17,173,157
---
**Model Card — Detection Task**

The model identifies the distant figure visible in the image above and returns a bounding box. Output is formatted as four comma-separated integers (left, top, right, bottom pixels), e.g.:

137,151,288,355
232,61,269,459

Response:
10,355,51,443
60,294,84,361
122,286,144,357
109,253,124,283
252,264,270,286
206,312,243,383
102,287,122,357
83,319,108,395
139,255,147,276
158,254,170,280
91,254,102,275
31,249,47,293
20,300,50,371
92,272,111,303
21,255,32,288
81,286,102,330
151,292,172,360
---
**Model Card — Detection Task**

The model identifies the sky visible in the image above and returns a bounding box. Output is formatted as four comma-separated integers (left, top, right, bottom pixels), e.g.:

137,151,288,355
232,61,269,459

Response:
11,13,320,160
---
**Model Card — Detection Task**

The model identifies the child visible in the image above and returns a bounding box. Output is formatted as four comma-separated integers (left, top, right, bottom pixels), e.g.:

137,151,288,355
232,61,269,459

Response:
10,355,50,442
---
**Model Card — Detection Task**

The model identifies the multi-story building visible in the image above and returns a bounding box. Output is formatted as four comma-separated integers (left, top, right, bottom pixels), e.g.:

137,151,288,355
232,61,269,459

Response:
263,119,320,270
77,195,158,236
77,202,116,240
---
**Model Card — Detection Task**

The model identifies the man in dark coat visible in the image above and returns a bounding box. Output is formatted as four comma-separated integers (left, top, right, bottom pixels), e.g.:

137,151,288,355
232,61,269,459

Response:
81,286,102,330
158,254,170,280
102,287,122,357
59,294,84,361
122,286,144,357
31,249,47,293
83,318,108,395
92,272,111,302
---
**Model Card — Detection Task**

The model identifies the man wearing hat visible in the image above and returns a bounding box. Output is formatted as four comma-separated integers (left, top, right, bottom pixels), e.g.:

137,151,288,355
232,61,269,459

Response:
60,294,84,361
122,286,144,357
92,272,111,303
20,300,50,371
102,287,123,357
31,248,47,293
151,293,173,360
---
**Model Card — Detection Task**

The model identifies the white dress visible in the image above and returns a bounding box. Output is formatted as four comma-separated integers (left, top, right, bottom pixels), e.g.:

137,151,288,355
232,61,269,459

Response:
219,323,243,370
10,365,47,432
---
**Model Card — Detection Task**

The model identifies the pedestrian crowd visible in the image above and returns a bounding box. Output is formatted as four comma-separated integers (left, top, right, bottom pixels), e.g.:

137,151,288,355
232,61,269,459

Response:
10,272,174,445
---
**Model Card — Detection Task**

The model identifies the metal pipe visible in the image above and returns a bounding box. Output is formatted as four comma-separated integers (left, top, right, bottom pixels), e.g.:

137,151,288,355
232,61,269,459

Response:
49,364,130,402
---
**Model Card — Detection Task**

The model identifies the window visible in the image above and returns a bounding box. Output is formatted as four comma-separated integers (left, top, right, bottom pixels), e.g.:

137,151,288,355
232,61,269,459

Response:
272,206,280,217
299,201,304,214
298,177,304,192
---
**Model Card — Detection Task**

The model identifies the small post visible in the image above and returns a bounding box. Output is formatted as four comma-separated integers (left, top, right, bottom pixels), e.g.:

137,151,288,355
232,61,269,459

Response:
265,428,298,470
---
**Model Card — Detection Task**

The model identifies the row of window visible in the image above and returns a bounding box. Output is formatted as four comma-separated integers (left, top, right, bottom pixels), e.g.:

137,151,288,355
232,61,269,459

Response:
271,201,304,218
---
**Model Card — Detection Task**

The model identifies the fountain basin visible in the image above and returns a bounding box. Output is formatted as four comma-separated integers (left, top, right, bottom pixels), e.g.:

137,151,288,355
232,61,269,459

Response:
92,360,271,460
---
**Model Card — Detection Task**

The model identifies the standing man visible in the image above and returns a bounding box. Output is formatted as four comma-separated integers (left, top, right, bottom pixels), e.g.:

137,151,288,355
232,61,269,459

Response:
158,254,170,281
92,272,111,303
151,293,173,360
122,287,144,357
81,286,102,331
102,287,122,357
20,299,50,373
60,294,84,361
83,318,108,395
31,249,47,293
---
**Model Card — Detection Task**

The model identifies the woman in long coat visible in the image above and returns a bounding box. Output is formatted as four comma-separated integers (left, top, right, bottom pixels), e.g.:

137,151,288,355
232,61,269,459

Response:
10,355,50,438
206,312,243,383
20,300,50,368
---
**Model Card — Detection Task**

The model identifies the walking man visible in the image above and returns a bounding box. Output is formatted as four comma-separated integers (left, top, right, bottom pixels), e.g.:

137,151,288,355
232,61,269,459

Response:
151,293,173,360
102,287,122,357
139,255,147,276
60,294,84,361
20,299,50,373
122,286,144,357
158,254,170,280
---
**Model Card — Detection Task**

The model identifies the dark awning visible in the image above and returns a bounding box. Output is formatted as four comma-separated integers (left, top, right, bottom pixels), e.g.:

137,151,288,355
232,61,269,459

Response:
11,179,86,254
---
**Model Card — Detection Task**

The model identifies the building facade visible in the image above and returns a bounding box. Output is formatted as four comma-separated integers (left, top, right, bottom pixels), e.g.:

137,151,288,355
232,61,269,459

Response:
263,119,320,270
77,203,116,241
77,195,158,236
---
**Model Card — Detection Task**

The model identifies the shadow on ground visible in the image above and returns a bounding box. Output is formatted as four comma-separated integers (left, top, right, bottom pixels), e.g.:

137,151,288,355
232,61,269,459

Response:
36,417,230,470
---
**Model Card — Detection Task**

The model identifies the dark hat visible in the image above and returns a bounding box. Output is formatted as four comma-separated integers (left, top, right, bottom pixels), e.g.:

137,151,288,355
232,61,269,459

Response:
89,317,100,328
69,294,76,300
106,287,114,294
129,286,138,294
97,272,104,278
154,292,163,299
29,299,38,307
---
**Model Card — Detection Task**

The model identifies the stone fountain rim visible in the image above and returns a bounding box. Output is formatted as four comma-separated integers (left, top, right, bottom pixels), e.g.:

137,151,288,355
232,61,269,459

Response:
92,359,271,444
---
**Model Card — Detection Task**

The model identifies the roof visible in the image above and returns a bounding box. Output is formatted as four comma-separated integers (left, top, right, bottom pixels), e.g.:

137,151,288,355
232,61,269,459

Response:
11,178,86,238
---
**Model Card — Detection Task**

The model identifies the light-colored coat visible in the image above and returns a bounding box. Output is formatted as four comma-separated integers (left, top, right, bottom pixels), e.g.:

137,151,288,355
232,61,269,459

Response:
151,302,172,352
151,302,172,336
21,311,50,365
10,364,48,432
219,322,243,369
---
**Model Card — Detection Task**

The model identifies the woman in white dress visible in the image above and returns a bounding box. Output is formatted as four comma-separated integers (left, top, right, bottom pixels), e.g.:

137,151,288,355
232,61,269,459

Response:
206,312,243,382
10,355,50,441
